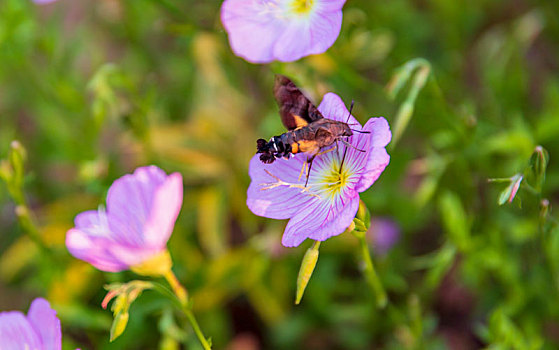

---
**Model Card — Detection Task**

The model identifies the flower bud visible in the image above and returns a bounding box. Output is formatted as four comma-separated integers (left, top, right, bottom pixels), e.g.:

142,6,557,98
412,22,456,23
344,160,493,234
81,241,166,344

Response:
0,159,12,183
110,311,129,342
295,242,320,305
530,146,549,192
498,174,523,205
8,141,26,185
356,199,371,229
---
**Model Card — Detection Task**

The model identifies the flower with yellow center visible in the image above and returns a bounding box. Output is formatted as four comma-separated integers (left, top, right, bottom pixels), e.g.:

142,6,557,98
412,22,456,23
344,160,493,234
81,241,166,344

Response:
247,93,392,247
221,0,346,63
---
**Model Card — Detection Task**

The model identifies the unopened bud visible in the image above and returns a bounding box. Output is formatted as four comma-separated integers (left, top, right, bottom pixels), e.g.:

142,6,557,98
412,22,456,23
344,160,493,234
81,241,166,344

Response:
102,289,119,309
295,241,320,305
110,311,129,342
0,160,12,182
498,174,523,205
112,294,128,315
530,146,549,192
8,141,26,183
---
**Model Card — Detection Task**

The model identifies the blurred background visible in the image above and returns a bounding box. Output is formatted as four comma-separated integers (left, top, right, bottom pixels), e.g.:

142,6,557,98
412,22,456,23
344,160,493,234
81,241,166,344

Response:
1,0,559,348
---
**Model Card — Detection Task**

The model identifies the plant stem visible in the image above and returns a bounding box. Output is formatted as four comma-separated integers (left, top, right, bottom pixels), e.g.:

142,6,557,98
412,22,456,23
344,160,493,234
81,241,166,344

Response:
184,308,212,350
164,270,188,305
164,271,211,349
15,204,52,258
358,235,387,308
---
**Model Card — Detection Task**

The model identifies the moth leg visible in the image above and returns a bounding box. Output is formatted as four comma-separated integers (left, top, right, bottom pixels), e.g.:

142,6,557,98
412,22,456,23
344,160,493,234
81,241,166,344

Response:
305,154,317,187
340,139,366,152
298,161,308,182
315,143,338,157
300,145,338,186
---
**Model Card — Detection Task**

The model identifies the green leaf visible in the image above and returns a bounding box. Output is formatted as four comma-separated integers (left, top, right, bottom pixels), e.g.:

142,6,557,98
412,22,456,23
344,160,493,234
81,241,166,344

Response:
438,191,470,251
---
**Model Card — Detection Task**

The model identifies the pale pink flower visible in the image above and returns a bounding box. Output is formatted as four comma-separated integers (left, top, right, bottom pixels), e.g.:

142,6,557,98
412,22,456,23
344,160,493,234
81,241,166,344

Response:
221,0,346,63
0,298,61,350
66,166,183,272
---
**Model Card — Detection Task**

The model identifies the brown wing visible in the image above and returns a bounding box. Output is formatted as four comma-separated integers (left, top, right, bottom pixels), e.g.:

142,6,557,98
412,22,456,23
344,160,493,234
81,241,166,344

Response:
273,75,324,130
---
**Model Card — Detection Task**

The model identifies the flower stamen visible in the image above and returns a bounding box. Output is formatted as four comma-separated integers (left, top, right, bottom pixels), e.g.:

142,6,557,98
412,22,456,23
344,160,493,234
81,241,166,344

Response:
260,169,320,198
318,159,353,200
290,0,314,14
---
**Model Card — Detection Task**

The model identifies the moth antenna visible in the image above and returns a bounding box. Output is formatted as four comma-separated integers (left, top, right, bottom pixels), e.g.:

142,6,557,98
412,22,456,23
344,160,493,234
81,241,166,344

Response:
345,100,355,124
351,129,370,134
340,100,355,172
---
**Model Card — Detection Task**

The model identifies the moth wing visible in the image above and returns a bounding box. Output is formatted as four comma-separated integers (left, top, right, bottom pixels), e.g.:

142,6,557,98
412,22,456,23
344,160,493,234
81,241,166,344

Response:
315,127,335,146
274,75,324,130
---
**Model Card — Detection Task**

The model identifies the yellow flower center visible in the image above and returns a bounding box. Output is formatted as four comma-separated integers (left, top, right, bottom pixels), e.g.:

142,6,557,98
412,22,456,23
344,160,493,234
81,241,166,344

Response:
290,0,314,15
320,161,350,199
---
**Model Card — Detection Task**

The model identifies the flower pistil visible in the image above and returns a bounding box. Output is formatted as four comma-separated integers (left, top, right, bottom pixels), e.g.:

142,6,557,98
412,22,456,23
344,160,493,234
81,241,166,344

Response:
290,0,315,15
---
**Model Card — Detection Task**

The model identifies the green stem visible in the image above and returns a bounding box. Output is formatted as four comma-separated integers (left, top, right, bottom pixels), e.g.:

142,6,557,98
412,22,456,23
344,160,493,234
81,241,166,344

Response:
14,204,52,257
358,235,387,308
184,308,212,350
164,271,211,349
521,181,540,197
164,270,188,306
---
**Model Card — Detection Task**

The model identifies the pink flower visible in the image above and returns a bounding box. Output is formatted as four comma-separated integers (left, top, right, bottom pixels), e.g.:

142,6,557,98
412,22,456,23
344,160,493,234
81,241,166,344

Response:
0,298,61,350
221,0,346,63
247,93,391,247
66,166,183,272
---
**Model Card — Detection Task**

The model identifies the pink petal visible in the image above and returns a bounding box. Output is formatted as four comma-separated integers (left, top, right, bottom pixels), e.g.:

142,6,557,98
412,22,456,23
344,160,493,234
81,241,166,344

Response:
74,210,110,238
107,245,164,267
106,166,166,246
273,20,314,62
0,312,42,350
354,118,391,192
221,0,285,63
272,12,342,61
281,194,359,247
221,0,345,63
66,227,161,272
281,198,325,247
143,172,183,247
307,194,359,241
306,8,343,53
354,148,390,193
247,154,316,220
66,228,129,272
315,0,346,12
317,92,360,127
66,166,181,272
368,117,391,148
27,298,61,350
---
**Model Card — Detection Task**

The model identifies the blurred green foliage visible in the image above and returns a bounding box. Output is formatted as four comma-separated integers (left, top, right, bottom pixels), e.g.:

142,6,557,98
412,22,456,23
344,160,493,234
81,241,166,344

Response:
1,0,559,348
